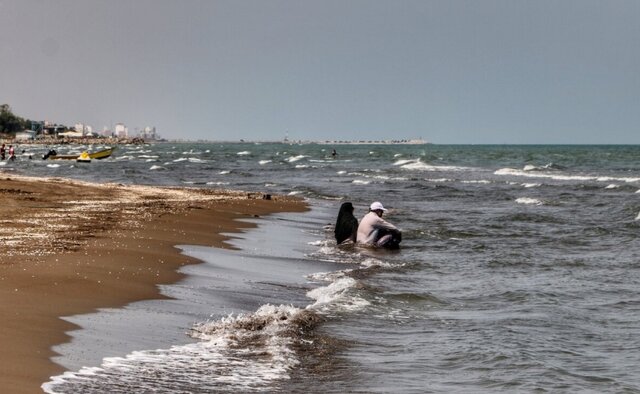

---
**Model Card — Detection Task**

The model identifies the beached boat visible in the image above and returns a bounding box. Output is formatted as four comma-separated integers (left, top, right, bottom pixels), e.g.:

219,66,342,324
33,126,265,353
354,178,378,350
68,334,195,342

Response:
43,147,115,161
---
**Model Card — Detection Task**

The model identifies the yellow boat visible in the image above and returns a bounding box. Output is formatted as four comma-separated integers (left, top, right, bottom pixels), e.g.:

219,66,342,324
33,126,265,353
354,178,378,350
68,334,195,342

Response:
76,151,91,163
44,147,116,161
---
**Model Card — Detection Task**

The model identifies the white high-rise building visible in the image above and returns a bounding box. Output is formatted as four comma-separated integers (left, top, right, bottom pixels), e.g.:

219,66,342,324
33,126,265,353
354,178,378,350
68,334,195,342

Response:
114,123,128,138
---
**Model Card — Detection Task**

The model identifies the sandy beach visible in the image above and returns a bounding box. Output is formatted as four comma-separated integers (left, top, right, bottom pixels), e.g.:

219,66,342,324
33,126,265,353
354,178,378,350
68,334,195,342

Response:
0,174,306,393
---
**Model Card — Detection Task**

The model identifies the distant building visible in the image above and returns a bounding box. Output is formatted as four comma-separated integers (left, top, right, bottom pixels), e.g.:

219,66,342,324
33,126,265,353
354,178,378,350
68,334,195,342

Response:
140,126,157,141
15,130,36,141
74,123,93,135
114,123,128,138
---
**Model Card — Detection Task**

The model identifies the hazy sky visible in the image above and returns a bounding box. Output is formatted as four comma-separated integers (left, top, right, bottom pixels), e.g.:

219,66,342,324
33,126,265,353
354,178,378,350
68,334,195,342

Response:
1,0,638,143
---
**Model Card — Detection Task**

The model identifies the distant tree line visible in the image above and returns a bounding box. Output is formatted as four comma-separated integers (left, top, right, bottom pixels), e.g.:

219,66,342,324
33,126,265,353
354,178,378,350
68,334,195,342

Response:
0,104,30,134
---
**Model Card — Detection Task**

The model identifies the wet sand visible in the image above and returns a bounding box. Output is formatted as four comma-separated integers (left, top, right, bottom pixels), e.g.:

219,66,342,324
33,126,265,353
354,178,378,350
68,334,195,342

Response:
0,174,306,393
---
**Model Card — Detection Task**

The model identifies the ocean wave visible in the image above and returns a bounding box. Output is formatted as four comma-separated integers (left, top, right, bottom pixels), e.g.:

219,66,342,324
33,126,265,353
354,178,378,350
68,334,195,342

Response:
461,180,491,184
523,163,564,171
287,155,306,163
495,168,640,183
44,304,314,393
149,165,166,171
237,151,251,156
46,164,60,168
636,212,640,221
352,179,371,185
219,170,230,175
515,197,543,206
259,160,272,165
306,277,369,312
522,183,542,188
394,159,472,172
605,184,620,189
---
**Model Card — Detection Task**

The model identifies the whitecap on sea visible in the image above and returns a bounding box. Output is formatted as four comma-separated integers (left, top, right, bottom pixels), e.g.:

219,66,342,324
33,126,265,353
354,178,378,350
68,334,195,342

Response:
515,197,543,205
287,155,306,162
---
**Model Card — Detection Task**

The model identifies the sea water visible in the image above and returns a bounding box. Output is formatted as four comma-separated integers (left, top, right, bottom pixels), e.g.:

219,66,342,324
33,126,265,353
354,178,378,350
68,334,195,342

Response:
8,143,638,392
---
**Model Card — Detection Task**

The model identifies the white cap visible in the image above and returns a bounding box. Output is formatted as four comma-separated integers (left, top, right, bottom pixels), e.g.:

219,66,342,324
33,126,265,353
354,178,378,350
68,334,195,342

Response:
370,201,387,211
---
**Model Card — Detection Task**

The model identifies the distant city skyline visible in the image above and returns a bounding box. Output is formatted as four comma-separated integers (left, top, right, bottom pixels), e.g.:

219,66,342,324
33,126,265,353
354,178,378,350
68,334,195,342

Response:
1,0,638,144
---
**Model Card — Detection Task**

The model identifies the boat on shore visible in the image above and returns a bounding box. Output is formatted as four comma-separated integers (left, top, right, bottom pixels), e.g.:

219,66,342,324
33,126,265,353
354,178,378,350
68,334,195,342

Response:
43,147,116,161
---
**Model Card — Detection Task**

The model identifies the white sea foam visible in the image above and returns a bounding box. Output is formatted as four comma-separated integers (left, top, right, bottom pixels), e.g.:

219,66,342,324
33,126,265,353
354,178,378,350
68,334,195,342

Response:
219,170,230,175
308,240,330,247
188,158,205,163
426,178,453,183
636,189,640,194
259,160,272,165
395,159,471,172
636,212,640,221
138,155,159,159
295,164,309,169
515,197,543,205
306,277,368,311
237,151,251,156
337,170,347,175
352,179,371,185
149,165,166,171
287,155,306,162
46,164,60,168
605,184,620,189
206,182,230,186
145,158,157,162
288,191,303,195
173,157,189,162
393,153,402,158
462,180,491,184
495,168,640,183
522,183,542,188
44,305,306,393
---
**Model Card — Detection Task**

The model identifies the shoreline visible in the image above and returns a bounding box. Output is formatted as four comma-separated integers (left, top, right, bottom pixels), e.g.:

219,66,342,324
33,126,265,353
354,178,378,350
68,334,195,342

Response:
0,174,307,393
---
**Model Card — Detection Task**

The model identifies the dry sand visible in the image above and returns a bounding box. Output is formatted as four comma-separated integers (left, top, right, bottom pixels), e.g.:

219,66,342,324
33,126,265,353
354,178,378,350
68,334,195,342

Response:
0,174,306,393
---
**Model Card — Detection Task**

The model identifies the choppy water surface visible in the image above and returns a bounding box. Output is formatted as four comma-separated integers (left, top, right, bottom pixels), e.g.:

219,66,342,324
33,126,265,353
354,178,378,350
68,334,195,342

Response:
15,143,638,393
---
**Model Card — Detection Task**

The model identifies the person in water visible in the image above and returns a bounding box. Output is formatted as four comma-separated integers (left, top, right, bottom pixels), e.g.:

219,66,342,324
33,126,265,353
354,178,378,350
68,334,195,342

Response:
335,202,358,244
356,201,402,248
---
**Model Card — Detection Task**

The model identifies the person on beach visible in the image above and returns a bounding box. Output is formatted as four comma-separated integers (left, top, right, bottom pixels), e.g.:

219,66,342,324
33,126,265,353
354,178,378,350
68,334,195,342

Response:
0,144,5,160
8,145,15,160
335,202,359,244
357,201,402,248
332,149,337,158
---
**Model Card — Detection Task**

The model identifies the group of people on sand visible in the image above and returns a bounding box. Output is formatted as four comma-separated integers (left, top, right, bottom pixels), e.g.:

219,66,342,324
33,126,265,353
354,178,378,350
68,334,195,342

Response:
335,201,402,249
0,143,16,161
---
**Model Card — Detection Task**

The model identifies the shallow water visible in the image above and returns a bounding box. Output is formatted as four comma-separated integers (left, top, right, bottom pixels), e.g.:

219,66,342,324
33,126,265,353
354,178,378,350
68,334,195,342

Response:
17,143,639,393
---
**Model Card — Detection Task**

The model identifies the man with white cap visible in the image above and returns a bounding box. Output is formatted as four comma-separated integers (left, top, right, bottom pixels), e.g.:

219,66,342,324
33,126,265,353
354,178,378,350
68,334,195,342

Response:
356,201,402,248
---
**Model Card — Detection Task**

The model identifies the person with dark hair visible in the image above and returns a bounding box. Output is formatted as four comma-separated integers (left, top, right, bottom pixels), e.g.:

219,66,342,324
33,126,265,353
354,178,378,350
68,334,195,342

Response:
334,202,359,244
357,201,402,248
